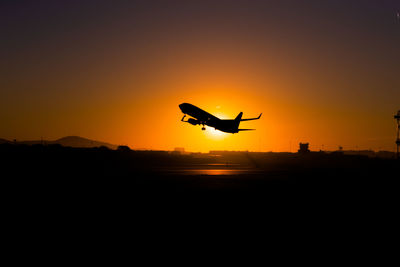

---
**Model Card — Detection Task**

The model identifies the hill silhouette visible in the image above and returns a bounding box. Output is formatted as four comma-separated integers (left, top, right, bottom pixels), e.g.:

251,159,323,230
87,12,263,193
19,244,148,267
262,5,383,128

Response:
1,136,118,149
52,136,117,149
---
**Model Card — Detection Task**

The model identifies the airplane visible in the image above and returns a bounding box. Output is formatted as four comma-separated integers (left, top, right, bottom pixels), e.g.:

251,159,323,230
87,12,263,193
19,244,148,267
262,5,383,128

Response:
179,103,262,134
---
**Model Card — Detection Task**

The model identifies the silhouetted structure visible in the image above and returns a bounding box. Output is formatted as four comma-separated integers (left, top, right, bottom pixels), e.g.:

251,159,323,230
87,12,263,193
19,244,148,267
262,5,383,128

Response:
172,147,185,155
298,143,310,154
395,110,400,158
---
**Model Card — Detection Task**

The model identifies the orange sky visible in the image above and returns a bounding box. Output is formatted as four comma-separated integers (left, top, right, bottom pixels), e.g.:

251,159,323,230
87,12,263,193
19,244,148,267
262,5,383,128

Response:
1,1,399,152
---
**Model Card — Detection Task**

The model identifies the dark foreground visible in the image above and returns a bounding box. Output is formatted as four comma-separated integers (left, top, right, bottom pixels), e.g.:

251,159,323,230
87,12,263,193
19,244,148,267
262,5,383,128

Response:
2,143,399,251
2,144,398,204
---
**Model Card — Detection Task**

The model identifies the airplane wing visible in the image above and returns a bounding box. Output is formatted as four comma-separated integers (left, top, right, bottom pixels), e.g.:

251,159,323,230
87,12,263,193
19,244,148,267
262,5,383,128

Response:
240,113,262,121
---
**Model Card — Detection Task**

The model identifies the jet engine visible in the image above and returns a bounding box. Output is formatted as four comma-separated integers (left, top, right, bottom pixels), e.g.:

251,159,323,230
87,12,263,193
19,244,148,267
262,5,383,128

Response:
188,118,200,125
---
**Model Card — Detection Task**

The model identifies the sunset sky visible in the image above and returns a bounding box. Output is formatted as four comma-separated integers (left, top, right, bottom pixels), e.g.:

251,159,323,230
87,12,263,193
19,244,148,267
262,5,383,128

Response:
1,0,399,152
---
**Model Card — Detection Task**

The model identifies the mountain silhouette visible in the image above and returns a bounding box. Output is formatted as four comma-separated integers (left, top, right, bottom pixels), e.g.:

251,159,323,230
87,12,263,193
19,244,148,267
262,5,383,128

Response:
1,136,118,149
52,136,118,149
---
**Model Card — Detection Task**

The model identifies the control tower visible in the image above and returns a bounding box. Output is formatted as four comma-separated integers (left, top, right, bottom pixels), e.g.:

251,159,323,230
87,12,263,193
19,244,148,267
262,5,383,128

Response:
298,142,310,154
395,110,400,159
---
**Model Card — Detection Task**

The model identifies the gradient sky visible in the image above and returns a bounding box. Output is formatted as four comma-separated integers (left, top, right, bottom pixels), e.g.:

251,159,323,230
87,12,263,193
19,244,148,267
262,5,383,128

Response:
1,0,399,152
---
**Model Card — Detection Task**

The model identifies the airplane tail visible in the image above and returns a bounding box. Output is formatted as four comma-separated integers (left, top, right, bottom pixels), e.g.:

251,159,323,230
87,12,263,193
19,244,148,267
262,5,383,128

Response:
234,112,243,130
235,112,243,121
234,112,258,132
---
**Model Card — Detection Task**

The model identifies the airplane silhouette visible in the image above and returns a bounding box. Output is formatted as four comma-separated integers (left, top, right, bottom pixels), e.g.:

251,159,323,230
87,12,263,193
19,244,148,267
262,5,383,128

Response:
179,103,262,133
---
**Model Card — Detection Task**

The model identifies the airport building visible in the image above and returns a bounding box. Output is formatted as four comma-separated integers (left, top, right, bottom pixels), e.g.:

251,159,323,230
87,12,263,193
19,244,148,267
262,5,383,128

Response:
298,143,310,154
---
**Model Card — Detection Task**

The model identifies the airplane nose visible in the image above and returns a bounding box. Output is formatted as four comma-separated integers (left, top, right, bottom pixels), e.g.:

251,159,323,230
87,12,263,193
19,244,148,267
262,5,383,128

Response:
179,103,185,111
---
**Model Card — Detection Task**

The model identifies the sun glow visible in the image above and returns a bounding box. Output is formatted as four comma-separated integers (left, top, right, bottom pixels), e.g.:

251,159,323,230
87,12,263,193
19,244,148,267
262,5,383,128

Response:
203,110,230,140
205,126,229,140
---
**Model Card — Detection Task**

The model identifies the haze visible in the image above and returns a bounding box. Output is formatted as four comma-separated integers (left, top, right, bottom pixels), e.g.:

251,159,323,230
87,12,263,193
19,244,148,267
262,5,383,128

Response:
1,0,399,152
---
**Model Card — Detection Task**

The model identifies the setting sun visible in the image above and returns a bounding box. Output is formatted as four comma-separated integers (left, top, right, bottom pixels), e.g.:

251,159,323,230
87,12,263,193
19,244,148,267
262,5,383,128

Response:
204,110,231,140
205,127,229,140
